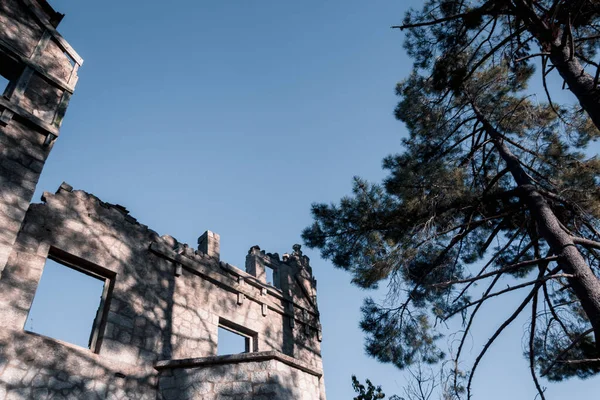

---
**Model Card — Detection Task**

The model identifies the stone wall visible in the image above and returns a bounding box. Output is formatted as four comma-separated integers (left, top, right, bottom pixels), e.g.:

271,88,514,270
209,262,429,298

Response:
157,352,322,400
0,0,82,274
0,186,169,399
0,2,326,399
0,330,157,400
0,184,326,399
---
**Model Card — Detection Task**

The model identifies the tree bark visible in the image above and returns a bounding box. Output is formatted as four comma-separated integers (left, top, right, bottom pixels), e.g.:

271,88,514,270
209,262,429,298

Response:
473,104,600,351
511,0,600,131
548,41,600,131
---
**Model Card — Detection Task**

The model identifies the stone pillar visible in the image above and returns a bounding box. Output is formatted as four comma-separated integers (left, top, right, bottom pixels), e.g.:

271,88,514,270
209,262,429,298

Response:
245,245,266,283
0,0,82,274
197,230,220,260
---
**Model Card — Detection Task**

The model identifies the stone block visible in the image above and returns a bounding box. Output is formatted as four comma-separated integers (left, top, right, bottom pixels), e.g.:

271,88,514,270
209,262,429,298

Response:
0,365,27,385
197,230,220,260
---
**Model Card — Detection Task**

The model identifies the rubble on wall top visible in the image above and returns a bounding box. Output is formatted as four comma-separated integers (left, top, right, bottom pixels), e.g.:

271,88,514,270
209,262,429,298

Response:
248,244,311,269
52,181,140,225
46,182,312,277
34,0,64,27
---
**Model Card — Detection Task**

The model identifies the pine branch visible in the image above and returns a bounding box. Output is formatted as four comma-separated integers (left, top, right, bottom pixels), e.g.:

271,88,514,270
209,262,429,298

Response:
466,267,546,399
541,327,596,376
529,287,547,400
413,209,517,249
453,272,502,396
478,218,507,255
432,256,559,288
463,26,528,84
572,236,600,250
556,358,600,365
392,1,497,31
453,228,530,303
446,268,568,319
514,52,550,63
541,55,573,126
542,280,572,337
511,0,552,39
575,34,600,42
392,13,473,30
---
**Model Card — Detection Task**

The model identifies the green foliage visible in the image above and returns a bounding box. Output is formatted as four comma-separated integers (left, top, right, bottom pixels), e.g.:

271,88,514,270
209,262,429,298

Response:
304,1,600,396
352,375,399,400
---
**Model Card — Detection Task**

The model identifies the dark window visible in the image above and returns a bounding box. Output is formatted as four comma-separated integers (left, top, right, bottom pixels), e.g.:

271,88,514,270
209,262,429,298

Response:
217,318,257,355
0,51,23,97
25,253,112,351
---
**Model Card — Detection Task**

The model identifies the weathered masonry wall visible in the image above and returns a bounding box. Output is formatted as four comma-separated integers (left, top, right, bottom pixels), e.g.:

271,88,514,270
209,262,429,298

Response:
0,185,325,399
0,2,326,399
0,0,82,275
157,352,322,400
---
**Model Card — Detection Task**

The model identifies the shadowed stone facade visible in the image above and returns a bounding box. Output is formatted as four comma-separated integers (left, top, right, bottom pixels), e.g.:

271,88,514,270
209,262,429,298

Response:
0,2,326,399
0,0,81,277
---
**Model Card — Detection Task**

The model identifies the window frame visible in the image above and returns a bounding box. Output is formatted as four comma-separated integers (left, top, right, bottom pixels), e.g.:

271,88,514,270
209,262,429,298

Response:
263,262,280,289
218,317,258,354
26,247,115,353
0,49,24,98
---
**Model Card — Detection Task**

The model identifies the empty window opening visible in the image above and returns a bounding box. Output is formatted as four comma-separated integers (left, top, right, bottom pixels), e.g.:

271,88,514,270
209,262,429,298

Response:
0,52,23,97
265,265,274,286
264,264,280,289
0,74,8,96
217,319,257,356
25,257,109,350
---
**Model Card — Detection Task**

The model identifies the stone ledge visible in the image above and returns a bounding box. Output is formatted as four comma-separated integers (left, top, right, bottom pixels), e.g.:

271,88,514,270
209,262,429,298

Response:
0,37,78,93
154,351,323,377
22,0,84,65
5,330,156,376
0,97,60,137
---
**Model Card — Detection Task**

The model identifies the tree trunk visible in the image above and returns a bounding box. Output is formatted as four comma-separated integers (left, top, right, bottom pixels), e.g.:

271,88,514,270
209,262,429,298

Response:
474,105,600,351
548,42,600,132
512,0,600,131
518,184,600,352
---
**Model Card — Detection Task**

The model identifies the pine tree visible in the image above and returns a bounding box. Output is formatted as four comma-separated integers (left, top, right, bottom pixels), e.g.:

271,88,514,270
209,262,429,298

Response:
303,1,600,398
352,375,399,400
396,0,600,131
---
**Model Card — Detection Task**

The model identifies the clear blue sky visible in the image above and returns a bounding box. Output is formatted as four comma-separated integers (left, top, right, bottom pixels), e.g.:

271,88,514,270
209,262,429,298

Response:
27,1,600,398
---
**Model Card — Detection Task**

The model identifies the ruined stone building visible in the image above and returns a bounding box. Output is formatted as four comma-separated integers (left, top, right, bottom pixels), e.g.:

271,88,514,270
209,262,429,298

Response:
0,1,326,399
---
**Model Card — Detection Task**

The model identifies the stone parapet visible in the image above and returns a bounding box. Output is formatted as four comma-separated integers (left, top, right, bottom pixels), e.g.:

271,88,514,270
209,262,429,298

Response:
157,351,323,400
155,350,323,377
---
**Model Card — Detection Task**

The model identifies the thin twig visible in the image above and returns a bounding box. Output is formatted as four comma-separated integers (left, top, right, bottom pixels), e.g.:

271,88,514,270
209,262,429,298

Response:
467,272,544,399
556,358,600,364
446,269,569,319
529,287,547,400
514,52,550,63
433,256,558,288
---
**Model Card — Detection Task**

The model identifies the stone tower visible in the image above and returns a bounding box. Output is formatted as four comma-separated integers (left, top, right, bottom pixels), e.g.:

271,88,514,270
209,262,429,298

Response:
0,2,326,399
0,0,82,275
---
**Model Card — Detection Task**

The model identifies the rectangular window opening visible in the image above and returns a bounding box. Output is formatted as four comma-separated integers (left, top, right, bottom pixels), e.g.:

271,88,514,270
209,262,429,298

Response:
265,265,274,286
24,251,112,352
0,51,24,97
264,264,280,289
0,75,8,96
217,318,257,356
